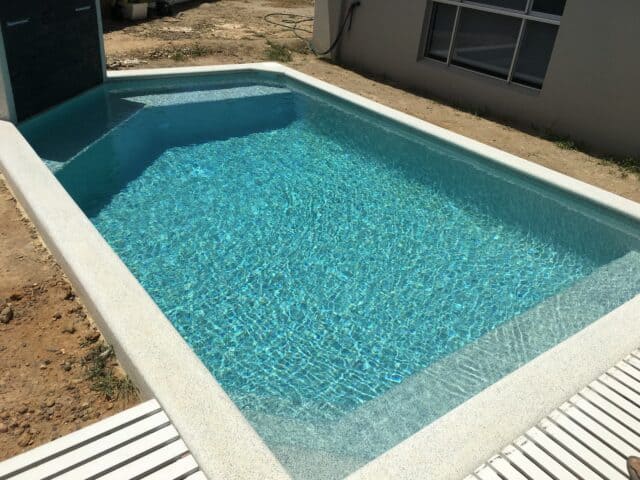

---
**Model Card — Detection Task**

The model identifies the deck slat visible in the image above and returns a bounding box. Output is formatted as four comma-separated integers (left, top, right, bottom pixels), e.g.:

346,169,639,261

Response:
626,355,640,372
513,436,579,480
607,368,640,396
525,427,602,480
617,361,640,383
185,472,208,480
10,411,170,479
570,394,640,447
474,465,502,480
579,387,640,435
141,454,200,480
502,444,554,479
487,455,528,480
55,425,179,479
549,410,627,473
539,417,627,480
589,381,640,420
98,439,189,480
0,400,161,479
598,374,640,407
560,403,640,458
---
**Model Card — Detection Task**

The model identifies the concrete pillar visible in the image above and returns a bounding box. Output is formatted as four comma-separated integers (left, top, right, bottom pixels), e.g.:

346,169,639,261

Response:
312,0,345,58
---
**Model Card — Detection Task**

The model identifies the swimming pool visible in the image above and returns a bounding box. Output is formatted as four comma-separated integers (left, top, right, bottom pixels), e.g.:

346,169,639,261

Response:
12,65,640,479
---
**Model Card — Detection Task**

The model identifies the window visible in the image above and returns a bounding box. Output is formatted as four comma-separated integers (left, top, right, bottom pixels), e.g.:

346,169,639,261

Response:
424,0,564,89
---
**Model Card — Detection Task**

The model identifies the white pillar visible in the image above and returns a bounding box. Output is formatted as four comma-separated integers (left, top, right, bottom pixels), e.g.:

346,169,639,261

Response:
0,23,16,123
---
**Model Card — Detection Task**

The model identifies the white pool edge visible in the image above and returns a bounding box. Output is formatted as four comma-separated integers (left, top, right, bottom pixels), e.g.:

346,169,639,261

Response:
0,62,636,480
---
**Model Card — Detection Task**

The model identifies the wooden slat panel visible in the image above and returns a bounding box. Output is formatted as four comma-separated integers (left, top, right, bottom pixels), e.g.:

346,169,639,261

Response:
539,417,626,480
0,400,161,479
561,403,640,457
502,444,554,479
526,427,602,480
571,394,640,446
626,355,640,372
98,439,189,480
55,425,179,479
487,455,528,480
608,368,640,395
514,435,579,480
474,465,502,480
11,411,170,480
599,374,640,407
141,455,200,480
550,410,627,473
579,387,640,434
589,381,640,421
617,361,640,383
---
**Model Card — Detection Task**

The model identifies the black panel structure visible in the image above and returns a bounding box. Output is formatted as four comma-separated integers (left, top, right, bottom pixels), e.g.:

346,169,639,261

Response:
0,0,103,121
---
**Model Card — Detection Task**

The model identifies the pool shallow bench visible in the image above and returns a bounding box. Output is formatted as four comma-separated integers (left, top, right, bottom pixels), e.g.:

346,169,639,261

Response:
0,62,639,480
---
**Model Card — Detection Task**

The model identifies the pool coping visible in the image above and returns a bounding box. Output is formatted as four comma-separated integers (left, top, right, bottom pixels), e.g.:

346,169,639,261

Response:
0,62,638,480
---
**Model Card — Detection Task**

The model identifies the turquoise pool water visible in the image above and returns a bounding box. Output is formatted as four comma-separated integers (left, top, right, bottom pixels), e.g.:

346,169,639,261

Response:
20,73,640,478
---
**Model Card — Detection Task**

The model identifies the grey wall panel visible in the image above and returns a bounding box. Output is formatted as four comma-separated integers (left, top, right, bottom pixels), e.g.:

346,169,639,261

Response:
317,0,640,157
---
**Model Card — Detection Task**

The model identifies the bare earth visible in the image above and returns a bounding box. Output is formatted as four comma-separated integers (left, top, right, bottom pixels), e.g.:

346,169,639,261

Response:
0,178,138,461
0,0,638,463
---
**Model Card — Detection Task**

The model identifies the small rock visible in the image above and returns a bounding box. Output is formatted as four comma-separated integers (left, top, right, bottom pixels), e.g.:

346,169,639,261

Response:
0,305,13,324
46,399,55,408
39,364,47,370
0,423,7,433
112,365,127,381
62,322,76,334
52,312,62,320
17,432,32,447
9,293,22,301
62,362,72,372
85,331,100,343
18,406,28,415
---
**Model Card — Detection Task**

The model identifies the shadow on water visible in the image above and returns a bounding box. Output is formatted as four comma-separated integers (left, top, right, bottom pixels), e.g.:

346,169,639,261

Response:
56,91,297,217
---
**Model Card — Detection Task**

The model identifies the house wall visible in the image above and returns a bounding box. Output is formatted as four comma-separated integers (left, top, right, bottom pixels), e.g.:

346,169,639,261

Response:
315,0,640,158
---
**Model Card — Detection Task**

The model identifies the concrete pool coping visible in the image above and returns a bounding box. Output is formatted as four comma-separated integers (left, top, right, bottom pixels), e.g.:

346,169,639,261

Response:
0,62,638,479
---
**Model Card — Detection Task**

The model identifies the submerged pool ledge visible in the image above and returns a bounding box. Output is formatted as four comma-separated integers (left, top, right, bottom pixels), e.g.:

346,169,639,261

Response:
1,63,639,480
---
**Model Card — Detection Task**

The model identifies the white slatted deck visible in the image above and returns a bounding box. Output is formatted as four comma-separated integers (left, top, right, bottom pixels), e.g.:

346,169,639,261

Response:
468,351,640,480
0,400,205,480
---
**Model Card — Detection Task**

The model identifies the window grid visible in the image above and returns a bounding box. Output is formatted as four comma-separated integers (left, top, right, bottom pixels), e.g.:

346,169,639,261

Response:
424,0,562,89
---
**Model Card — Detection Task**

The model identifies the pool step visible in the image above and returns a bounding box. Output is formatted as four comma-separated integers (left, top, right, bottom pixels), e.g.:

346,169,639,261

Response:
246,250,640,463
124,85,292,107
0,400,205,480
468,350,640,480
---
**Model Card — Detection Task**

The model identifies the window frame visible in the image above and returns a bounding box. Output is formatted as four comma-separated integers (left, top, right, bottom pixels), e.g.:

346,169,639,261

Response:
421,0,563,89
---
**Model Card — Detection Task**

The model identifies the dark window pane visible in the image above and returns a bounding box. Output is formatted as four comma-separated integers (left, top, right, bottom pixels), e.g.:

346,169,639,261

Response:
531,0,566,16
513,21,559,88
452,9,521,79
464,0,527,11
426,3,457,61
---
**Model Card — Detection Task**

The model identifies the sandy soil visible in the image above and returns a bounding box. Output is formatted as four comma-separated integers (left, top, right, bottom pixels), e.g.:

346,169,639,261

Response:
0,177,138,461
104,0,639,201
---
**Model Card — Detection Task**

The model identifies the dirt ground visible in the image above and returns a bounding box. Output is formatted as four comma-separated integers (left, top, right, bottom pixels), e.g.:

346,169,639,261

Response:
104,0,639,201
0,0,638,463
0,177,138,461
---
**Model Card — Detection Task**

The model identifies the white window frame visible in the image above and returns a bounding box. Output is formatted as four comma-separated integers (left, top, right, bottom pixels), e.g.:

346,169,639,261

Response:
423,0,563,89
